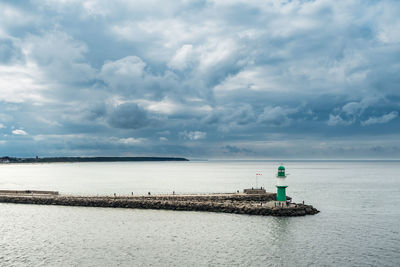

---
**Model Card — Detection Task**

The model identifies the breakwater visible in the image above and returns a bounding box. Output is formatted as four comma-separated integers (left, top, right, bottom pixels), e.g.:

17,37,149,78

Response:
0,192,319,216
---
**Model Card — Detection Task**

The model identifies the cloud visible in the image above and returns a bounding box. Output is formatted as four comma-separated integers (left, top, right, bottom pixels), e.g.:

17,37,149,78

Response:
0,0,399,158
257,106,297,127
327,114,353,126
362,111,398,126
0,63,48,103
202,104,257,133
99,56,146,91
115,137,146,145
0,38,23,63
222,145,251,154
98,56,179,100
24,31,95,83
0,3,35,36
107,103,150,129
138,98,212,117
179,131,206,140
327,98,380,126
214,66,283,93
12,129,28,135
168,44,194,71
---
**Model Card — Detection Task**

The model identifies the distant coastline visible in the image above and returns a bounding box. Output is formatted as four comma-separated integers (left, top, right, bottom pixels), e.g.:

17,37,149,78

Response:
0,156,189,163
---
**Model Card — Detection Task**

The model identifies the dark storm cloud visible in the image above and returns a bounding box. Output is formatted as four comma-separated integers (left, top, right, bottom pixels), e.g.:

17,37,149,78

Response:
107,103,150,129
0,0,399,158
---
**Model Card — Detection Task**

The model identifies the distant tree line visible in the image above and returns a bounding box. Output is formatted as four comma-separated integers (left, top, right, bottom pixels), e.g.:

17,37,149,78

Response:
0,156,189,163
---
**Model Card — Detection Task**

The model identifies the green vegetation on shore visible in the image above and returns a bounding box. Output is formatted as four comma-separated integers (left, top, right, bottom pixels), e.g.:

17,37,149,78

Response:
0,156,189,163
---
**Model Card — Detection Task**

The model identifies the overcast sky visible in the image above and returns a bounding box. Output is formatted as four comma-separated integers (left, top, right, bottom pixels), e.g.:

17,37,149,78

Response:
0,0,399,159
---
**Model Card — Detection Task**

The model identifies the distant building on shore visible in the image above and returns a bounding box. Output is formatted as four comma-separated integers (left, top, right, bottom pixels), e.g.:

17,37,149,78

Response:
1,157,10,163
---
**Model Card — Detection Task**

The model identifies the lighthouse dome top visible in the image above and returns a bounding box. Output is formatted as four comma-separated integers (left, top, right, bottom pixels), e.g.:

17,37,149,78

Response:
277,165,286,177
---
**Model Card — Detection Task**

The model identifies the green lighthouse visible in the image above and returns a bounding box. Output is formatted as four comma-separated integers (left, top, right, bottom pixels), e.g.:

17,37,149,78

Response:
276,165,288,201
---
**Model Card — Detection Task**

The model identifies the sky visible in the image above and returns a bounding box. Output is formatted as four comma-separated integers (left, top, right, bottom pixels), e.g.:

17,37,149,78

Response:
0,0,399,159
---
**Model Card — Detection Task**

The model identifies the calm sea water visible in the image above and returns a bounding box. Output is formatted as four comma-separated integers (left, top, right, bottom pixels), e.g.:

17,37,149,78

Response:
0,161,399,266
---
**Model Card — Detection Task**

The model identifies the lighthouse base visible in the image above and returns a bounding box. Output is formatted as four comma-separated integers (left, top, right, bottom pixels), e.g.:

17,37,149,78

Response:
273,201,290,208
276,185,288,201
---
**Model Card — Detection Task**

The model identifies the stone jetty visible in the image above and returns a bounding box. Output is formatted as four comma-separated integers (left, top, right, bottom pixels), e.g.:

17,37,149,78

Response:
0,191,319,217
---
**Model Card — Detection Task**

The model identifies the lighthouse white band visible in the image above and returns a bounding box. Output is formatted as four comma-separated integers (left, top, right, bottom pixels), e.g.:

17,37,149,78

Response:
276,178,287,187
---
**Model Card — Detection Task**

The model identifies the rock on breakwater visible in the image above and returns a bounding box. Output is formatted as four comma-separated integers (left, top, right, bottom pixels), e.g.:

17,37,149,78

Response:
0,193,319,217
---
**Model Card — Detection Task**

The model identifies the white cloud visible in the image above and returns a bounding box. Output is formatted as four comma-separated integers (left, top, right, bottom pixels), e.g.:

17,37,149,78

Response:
0,63,48,103
168,44,194,71
116,137,145,145
33,134,85,142
327,98,381,126
376,2,400,44
214,66,284,93
327,114,353,126
198,39,238,71
180,131,206,140
137,98,212,116
12,129,28,135
101,56,145,79
342,102,365,116
342,98,378,117
33,134,145,146
361,111,398,126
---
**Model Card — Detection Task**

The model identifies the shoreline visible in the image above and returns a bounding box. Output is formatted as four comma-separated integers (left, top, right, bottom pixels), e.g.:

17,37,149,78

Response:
0,156,189,164
0,191,319,217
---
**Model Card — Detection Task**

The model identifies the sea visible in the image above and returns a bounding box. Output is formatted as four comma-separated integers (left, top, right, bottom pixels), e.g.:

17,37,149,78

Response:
0,160,399,266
